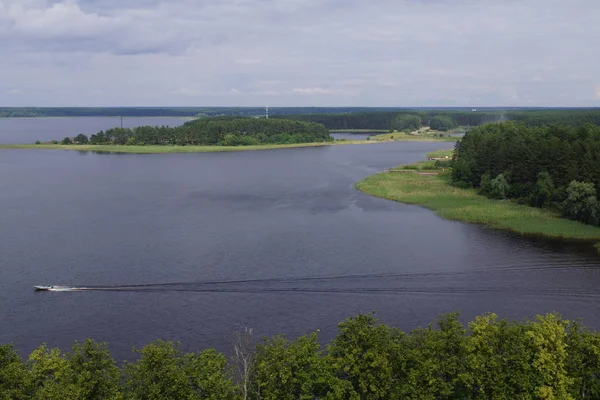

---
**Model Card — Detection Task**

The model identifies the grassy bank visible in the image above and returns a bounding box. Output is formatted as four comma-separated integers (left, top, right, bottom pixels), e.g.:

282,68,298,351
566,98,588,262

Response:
0,142,341,154
356,150,600,241
371,131,458,142
0,138,417,154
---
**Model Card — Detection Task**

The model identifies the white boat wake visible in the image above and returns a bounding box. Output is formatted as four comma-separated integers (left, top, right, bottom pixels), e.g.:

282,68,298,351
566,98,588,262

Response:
34,285,85,292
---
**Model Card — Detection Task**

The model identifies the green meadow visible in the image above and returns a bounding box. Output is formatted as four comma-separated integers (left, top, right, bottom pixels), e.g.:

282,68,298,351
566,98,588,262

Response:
356,150,600,241
0,142,337,154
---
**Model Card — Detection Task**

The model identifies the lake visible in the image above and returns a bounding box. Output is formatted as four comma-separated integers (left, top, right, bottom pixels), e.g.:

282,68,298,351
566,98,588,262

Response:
1,119,600,361
0,116,192,144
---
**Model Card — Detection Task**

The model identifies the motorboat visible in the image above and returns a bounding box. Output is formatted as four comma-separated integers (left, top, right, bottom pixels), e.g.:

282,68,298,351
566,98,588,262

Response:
34,285,54,291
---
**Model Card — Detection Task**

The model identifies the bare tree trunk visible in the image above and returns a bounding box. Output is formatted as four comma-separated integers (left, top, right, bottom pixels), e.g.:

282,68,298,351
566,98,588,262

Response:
232,327,254,400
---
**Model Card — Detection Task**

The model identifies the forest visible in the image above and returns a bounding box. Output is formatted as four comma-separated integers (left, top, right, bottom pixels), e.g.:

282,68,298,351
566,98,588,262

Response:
277,111,500,130
0,107,409,118
452,122,600,226
55,118,332,146
277,109,600,130
1,312,599,399
5,107,600,127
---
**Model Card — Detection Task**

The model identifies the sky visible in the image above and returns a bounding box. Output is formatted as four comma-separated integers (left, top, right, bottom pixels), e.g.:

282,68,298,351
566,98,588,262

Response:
1,0,599,107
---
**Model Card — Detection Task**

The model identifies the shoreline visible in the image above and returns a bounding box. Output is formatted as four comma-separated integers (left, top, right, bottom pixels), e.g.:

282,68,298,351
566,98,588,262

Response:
0,142,337,153
0,137,453,154
355,151,600,245
0,116,196,120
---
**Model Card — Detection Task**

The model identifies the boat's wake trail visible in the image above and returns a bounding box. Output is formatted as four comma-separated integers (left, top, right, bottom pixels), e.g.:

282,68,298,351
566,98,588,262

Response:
46,286,85,292
38,261,600,299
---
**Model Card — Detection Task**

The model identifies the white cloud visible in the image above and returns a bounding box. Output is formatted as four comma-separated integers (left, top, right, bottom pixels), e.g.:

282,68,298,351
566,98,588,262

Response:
235,58,263,65
0,0,599,106
293,88,345,95
3,0,124,37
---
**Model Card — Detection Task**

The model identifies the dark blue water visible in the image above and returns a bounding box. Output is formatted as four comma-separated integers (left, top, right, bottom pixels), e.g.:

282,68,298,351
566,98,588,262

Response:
1,127,600,361
0,116,191,144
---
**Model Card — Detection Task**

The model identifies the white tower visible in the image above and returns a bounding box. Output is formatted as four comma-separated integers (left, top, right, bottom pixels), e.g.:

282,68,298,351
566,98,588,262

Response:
266,106,269,119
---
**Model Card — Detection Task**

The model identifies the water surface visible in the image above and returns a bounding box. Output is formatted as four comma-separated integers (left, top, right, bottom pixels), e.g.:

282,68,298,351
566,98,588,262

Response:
0,117,191,144
1,135,599,361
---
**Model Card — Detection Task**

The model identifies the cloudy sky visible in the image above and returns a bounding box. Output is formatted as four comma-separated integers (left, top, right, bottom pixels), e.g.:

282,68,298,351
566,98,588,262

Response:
1,0,599,107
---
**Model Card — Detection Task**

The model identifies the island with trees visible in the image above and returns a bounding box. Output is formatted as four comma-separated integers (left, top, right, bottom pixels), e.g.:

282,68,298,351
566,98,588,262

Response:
2,118,341,153
81,118,333,146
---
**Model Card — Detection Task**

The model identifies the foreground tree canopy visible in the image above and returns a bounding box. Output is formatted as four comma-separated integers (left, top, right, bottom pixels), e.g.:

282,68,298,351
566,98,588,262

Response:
452,122,600,227
1,312,600,399
57,118,332,147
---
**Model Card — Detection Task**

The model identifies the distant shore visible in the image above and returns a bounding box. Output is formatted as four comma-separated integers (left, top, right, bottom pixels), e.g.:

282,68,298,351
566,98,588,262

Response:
0,140,391,154
0,142,336,153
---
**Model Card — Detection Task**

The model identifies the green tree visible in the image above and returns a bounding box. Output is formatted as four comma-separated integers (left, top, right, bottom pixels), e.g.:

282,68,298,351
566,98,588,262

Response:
89,132,106,145
66,340,122,400
61,137,73,145
465,313,537,399
73,134,89,144
27,345,82,400
563,181,599,226
184,349,239,400
253,333,354,400
124,340,191,400
490,174,509,199
391,114,421,131
532,171,555,208
0,344,27,400
429,116,457,131
565,320,600,399
328,313,399,399
400,313,469,400
478,173,492,195
526,314,574,400
125,340,237,400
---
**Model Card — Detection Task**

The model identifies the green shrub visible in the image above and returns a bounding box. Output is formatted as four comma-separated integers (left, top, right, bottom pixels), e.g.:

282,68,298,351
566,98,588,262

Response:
490,174,509,199
563,181,600,226
74,133,89,144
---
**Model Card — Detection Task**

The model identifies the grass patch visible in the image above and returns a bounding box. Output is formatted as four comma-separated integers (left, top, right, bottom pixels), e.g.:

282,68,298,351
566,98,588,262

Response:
0,142,341,154
356,159,600,241
371,132,457,142
0,139,415,154
426,149,454,159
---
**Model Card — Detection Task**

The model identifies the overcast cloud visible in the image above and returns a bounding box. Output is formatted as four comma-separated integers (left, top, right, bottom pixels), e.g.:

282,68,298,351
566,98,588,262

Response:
1,0,599,106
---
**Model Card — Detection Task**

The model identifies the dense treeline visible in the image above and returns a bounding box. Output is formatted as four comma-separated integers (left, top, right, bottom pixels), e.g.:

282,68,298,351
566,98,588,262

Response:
505,109,600,127
277,109,600,130
276,111,401,130
452,122,600,226
1,312,599,399
0,107,410,118
276,111,503,130
56,118,332,146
